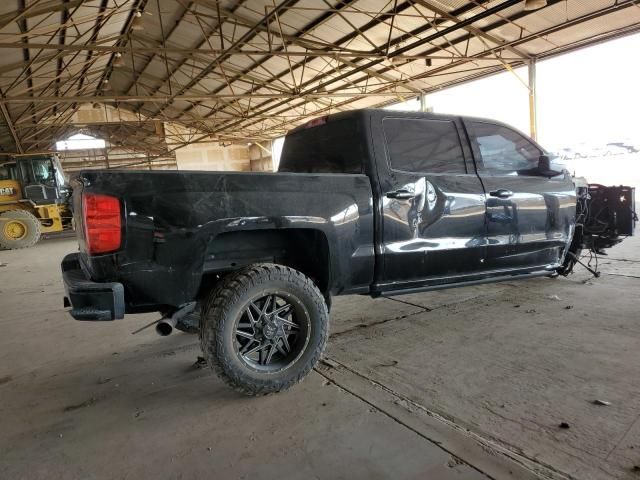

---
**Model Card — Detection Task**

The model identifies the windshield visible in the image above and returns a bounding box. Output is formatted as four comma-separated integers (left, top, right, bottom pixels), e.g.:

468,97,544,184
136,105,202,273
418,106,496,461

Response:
20,157,58,187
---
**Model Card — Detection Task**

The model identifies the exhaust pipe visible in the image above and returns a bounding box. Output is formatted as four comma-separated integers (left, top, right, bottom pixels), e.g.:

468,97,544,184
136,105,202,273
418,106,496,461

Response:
154,302,197,337
156,316,178,336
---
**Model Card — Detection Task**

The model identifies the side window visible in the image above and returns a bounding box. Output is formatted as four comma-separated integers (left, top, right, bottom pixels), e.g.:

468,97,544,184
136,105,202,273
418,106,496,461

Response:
32,159,56,186
383,118,466,174
18,161,35,184
0,163,16,181
468,122,541,175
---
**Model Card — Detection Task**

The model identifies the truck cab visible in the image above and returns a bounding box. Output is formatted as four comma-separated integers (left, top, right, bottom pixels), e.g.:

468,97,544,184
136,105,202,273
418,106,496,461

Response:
281,110,577,294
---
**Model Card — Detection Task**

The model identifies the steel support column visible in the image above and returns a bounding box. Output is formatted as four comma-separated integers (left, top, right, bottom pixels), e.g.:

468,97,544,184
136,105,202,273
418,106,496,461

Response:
528,58,537,141
419,94,427,112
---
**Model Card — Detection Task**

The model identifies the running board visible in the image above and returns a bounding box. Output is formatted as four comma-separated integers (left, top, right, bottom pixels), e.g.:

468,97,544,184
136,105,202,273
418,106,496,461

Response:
373,270,552,298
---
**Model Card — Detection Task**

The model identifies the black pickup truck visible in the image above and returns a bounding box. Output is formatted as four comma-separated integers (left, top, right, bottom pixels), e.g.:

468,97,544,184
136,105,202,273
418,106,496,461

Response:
61,109,635,395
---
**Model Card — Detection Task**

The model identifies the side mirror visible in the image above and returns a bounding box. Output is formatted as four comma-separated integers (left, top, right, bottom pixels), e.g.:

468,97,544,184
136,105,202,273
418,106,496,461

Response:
538,155,551,171
537,155,561,178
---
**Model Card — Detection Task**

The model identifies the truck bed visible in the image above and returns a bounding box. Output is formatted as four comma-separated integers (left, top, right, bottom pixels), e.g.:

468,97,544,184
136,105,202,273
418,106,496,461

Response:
71,170,375,313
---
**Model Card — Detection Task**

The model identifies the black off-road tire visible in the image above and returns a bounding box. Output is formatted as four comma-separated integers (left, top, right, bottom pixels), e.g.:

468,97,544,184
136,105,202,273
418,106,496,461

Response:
200,264,329,396
0,210,41,249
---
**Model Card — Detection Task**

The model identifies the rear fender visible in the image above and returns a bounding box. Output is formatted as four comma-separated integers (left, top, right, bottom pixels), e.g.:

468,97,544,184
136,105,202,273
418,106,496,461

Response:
203,227,332,294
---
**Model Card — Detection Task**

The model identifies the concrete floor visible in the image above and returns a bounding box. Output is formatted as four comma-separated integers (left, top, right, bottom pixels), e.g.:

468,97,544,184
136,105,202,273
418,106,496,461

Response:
1,236,639,480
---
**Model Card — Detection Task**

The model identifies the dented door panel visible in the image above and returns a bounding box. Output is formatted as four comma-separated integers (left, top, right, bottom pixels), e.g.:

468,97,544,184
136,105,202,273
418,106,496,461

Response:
370,113,488,286
480,174,577,270
380,174,488,283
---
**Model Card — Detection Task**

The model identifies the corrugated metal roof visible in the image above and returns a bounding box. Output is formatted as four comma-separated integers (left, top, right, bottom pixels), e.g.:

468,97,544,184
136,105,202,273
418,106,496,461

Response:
0,0,638,154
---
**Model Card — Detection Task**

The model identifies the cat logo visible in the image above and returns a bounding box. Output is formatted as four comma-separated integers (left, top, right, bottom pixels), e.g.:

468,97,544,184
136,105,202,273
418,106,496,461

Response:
0,187,16,196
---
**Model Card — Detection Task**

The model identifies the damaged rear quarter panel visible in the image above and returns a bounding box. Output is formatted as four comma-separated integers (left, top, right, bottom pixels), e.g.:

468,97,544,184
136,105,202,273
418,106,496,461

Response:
77,170,374,311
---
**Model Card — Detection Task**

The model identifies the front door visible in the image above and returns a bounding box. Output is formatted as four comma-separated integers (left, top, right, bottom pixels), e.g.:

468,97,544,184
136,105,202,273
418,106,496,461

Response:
374,114,487,287
464,120,576,271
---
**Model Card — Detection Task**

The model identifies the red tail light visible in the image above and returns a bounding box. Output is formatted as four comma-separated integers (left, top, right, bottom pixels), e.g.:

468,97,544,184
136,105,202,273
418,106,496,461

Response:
83,193,121,254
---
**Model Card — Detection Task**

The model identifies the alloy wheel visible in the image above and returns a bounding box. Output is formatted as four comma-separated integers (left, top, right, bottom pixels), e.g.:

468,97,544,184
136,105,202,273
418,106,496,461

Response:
233,293,310,372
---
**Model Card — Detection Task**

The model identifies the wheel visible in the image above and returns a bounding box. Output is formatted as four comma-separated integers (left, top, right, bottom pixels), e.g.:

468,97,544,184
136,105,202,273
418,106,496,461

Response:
0,210,42,249
200,264,329,396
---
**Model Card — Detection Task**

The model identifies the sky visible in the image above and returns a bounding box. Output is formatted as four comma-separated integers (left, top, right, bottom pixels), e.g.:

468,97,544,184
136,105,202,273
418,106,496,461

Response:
56,133,106,151
426,32,640,149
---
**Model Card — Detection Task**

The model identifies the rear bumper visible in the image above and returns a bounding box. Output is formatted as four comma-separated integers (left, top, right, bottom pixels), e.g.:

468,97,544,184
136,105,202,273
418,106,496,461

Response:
61,253,125,321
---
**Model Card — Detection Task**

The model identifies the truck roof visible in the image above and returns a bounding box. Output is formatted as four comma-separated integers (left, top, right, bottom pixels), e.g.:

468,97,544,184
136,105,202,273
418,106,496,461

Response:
288,108,460,135
286,108,518,136
287,108,541,151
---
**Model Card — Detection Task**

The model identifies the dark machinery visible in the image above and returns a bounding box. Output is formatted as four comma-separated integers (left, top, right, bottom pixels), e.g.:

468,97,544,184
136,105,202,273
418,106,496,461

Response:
0,154,72,249
561,182,636,275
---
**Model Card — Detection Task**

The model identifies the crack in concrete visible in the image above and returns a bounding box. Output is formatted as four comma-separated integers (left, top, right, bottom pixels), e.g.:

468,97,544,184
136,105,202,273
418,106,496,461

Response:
605,412,640,461
386,296,433,310
601,257,640,263
387,289,510,312
482,404,551,436
329,309,428,338
317,356,574,480
331,291,510,339
312,362,494,480
604,273,640,280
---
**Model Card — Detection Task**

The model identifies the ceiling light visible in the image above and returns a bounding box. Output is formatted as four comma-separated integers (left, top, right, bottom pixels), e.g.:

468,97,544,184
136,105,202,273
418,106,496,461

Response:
131,11,144,31
524,0,547,11
102,80,112,92
113,52,125,68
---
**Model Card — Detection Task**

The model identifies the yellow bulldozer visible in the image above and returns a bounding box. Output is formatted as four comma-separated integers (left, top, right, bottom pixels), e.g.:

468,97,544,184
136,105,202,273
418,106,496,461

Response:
0,154,73,249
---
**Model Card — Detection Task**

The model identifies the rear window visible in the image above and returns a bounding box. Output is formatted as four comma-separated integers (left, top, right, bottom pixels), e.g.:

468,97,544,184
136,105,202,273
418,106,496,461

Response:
279,119,364,174
383,118,466,174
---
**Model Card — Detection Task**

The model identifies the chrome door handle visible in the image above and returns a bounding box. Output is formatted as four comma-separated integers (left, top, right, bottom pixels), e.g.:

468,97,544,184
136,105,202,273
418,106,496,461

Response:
489,189,514,199
386,189,415,200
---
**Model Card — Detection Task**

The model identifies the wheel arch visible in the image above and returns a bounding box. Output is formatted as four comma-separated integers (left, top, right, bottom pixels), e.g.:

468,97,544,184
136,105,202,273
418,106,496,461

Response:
198,227,332,297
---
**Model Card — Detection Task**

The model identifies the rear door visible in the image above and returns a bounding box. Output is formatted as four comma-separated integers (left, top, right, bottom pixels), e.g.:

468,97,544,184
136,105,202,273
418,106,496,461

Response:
463,120,576,271
373,114,487,286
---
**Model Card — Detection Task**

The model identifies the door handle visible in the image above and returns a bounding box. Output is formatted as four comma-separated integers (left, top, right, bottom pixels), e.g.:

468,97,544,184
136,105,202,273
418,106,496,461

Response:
386,189,415,200
489,189,514,199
